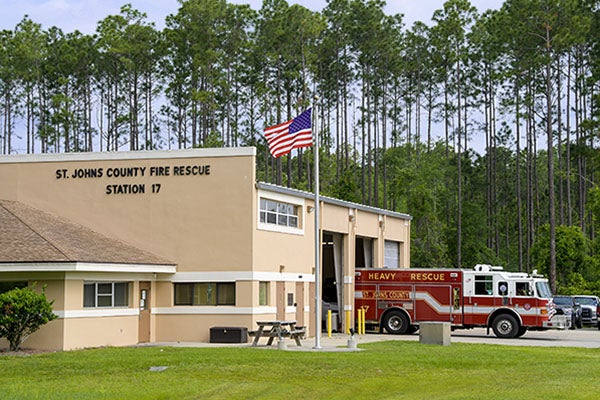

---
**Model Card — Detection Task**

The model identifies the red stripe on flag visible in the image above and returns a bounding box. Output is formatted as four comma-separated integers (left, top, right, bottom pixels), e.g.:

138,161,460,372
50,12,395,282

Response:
263,109,313,158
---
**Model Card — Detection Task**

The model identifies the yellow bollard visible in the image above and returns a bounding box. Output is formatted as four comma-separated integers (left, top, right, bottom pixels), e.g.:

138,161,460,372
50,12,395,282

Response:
345,310,351,334
327,309,332,338
357,308,363,335
360,308,366,335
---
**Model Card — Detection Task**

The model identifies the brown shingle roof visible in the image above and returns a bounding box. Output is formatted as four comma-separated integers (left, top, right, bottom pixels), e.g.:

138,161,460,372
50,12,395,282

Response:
0,200,174,265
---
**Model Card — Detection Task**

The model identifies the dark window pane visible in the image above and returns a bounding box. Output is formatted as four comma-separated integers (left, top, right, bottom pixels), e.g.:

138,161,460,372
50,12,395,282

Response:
0,281,28,294
217,283,235,305
174,283,193,305
259,282,268,306
97,295,112,307
83,284,95,307
195,283,215,305
97,283,112,295
114,283,128,307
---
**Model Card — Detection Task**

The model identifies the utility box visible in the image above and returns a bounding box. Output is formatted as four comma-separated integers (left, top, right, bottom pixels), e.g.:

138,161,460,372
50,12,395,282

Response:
419,321,451,346
209,327,248,343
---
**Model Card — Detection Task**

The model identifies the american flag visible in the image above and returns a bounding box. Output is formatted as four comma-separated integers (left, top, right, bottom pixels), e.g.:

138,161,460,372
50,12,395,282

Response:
264,109,313,158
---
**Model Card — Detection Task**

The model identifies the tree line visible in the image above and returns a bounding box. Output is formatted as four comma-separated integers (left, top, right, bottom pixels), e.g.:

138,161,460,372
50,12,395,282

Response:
1,0,600,294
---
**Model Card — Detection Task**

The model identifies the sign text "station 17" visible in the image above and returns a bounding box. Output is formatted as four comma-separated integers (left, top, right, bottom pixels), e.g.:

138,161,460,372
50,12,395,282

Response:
55,164,211,195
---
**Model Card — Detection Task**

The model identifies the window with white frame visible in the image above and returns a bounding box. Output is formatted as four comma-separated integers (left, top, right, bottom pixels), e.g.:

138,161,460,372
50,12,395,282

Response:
260,198,299,228
83,282,129,308
174,283,236,306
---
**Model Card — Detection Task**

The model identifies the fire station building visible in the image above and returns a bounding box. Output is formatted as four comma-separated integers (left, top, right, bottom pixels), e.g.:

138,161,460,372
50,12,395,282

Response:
0,148,411,350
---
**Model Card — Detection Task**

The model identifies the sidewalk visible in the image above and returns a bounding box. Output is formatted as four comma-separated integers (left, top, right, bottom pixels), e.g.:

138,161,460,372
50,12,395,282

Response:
137,327,600,350
140,332,418,352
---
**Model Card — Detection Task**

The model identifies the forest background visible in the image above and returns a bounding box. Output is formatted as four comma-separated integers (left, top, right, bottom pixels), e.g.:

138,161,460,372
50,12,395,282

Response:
1,0,600,295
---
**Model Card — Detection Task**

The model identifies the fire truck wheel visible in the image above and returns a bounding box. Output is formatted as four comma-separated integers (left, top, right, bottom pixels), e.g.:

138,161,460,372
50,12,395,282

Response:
491,314,519,338
383,311,409,335
516,326,527,337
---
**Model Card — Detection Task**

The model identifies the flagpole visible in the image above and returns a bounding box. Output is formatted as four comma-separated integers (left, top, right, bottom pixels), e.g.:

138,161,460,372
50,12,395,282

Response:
313,98,322,349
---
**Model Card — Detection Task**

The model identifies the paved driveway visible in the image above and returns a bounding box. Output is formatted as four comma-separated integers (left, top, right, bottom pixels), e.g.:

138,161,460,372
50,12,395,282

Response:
449,327,600,348
324,327,600,349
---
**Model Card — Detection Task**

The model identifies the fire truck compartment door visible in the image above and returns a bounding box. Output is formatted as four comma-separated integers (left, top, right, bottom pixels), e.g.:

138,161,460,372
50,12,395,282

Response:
413,284,456,323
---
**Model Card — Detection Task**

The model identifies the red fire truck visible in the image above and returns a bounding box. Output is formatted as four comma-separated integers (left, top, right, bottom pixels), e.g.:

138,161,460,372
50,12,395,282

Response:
355,264,568,338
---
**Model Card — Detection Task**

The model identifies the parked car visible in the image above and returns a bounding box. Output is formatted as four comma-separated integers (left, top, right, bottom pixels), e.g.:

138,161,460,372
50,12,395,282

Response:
572,295,600,328
552,296,582,329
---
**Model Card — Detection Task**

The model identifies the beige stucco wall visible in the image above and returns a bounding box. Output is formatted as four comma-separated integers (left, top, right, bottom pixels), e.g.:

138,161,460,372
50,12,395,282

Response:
19,314,138,351
0,148,256,272
1,148,412,349
62,316,139,350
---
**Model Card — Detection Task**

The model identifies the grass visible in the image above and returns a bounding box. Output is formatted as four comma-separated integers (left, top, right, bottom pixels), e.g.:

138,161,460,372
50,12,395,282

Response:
1,341,599,399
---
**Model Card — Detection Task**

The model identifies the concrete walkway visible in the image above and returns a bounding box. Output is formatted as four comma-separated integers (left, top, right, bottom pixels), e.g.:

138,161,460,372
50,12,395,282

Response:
140,332,417,352
138,327,600,351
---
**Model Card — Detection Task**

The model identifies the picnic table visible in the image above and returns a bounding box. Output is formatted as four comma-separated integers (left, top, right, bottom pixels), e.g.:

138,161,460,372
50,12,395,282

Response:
250,320,305,346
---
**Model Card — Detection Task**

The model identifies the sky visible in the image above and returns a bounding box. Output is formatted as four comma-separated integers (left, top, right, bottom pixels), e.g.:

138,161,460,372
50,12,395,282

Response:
0,0,506,34
0,0,506,154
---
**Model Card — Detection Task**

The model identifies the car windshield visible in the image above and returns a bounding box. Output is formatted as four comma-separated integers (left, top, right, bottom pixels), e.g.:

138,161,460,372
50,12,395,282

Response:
553,297,571,306
536,281,553,299
574,297,597,306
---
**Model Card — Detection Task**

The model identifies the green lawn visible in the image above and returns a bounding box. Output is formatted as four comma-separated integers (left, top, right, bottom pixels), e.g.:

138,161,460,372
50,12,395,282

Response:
1,341,598,399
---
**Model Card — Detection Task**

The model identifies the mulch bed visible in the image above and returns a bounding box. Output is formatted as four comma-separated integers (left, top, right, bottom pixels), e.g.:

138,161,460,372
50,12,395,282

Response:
0,348,54,356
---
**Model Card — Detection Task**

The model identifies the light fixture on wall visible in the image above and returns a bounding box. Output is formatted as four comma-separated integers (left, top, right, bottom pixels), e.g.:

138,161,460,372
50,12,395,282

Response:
378,215,385,229
279,264,285,273
349,209,355,222
307,206,314,213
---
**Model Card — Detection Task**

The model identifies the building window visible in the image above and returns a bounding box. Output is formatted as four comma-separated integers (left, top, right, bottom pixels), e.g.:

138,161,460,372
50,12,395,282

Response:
260,198,298,228
84,282,129,308
0,281,28,294
474,276,493,295
174,283,235,306
516,282,531,296
259,282,269,306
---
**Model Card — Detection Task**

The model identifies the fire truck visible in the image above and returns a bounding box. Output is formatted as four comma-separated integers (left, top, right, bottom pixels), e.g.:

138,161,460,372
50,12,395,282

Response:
354,264,568,338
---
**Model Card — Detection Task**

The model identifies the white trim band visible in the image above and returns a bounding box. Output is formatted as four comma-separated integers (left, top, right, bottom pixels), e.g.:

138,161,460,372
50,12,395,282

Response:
153,306,278,315
0,262,176,273
0,147,256,163
170,271,314,282
54,308,139,319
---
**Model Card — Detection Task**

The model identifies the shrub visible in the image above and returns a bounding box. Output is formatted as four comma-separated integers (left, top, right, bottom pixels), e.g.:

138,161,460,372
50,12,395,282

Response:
0,286,57,351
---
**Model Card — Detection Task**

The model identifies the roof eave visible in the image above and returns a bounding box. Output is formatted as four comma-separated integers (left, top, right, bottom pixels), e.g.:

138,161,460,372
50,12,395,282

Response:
0,261,177,274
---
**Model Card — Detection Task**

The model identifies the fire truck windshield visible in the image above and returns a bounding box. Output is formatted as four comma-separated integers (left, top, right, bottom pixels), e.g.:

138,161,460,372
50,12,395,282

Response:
535,281,553,299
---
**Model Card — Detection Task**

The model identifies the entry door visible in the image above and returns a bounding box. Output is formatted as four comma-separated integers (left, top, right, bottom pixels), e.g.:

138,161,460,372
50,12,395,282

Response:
138,282,151,343
276,281,286,320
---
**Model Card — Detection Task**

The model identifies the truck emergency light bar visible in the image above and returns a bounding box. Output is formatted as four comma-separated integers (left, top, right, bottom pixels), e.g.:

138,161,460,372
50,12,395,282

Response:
473,264,504,272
